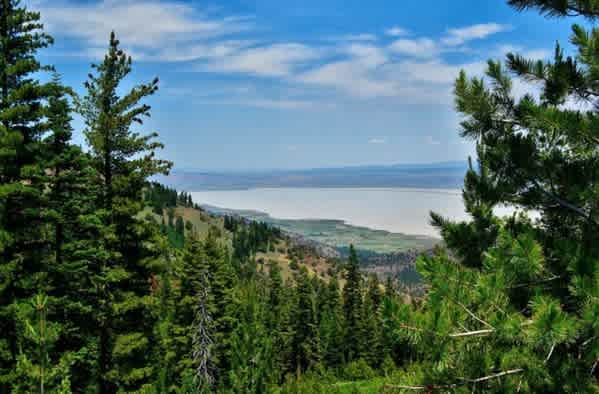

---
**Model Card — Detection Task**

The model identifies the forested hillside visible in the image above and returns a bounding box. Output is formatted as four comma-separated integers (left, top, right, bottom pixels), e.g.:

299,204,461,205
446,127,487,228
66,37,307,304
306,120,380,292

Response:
0,0,598,393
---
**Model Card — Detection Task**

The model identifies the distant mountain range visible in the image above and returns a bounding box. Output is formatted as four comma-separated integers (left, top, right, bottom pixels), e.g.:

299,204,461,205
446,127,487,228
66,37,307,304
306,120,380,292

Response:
157,161,468,191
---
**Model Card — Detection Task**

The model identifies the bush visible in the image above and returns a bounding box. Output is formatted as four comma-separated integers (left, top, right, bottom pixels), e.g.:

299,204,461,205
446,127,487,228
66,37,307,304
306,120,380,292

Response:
343,359,376,381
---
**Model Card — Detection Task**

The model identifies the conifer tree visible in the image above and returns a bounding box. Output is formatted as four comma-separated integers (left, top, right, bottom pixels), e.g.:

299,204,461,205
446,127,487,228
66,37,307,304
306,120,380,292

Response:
42,78,101,390
342,245,362,362
228,283,274,393
360,275,383,368
78,32,171,391
389,1,599,391
0,1,57,388
318,276,345,368
289,267,320,375
203,228,237,383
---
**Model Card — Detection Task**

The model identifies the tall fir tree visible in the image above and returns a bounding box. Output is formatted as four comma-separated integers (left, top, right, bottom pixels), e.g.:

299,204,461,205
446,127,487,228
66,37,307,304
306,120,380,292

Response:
342,245,362,362
0,1,56,389
78,32,172,391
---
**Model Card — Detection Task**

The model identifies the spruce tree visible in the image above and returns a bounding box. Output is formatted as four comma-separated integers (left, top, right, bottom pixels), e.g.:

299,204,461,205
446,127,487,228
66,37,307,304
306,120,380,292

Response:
0,1,56,389
78,32,171,391
360,275,383,368
228,283,274,393
318,276,345,369
342,245,362,362
41,78,102,390
289,267,320,376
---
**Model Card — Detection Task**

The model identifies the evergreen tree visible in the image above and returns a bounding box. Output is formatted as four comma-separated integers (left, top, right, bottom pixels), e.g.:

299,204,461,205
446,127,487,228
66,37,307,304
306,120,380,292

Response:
389,2,599,391
289,267,320,376
0,1,57,389
342,245,362,362
42,78,102,390
318,276,345,369
360,275,383,368
228,283,274,393
78,32,171,391
203,228,237,384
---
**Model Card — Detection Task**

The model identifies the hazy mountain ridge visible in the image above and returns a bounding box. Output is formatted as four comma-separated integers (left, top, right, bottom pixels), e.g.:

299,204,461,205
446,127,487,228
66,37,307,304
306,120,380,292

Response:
158,161,468,190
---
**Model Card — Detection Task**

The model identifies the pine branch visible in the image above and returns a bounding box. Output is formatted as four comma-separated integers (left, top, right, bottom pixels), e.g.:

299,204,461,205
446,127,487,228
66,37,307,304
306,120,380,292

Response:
511,275,561,289
449,328,495,338
454,300,495,330
508,0,599,19
462,368,525,383
384,368,525,391
531,179,599,227
545,343,556,363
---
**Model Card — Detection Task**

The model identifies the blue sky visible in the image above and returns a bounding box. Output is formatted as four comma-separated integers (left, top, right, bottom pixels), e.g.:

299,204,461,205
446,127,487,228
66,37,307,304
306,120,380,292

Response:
32,0,578,170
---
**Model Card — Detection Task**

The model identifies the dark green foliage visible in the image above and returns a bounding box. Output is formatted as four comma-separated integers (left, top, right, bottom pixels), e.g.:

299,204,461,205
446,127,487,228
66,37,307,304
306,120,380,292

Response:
144,182,178,215
343,245,362,362
508,0,599,19
228,283,275,393
78,32,172,391
0,0,58,389
231,219,281,264
15,0,599,392
288,267,321,375
382,2,599,391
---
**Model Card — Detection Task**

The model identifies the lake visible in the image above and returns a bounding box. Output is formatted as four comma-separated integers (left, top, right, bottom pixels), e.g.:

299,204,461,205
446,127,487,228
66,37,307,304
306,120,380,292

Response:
191,187,525,237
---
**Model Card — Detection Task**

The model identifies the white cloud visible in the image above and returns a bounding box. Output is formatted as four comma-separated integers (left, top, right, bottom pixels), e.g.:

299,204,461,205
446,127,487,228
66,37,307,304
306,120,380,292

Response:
344,43,388,67
385,26,409,37
39,0,254,63
368,138,387,144
494,44,550,60
299,61,398,98
38,1,541,107
389,38,437,58
203,43,319,77
399,60,486,84
442,23,510,46
41,0,251,49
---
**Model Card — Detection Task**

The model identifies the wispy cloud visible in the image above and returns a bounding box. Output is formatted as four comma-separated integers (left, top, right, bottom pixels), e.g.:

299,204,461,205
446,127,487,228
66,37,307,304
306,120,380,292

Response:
442,23,510,46
388,38,437,58
201,43,319,77
385,26,409,37
40,0,252,52
39,0,536,106
368,138,387,144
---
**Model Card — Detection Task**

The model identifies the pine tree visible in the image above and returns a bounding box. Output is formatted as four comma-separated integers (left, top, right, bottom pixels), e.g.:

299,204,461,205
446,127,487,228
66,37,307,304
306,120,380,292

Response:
360,275,383,368
42,77,101,390
389,1,599,391
203,228,237,384
0,1,57,388
342,245,362,362
289,267,320,376
318,276,345,369
228,283,274,394
78,32,172,391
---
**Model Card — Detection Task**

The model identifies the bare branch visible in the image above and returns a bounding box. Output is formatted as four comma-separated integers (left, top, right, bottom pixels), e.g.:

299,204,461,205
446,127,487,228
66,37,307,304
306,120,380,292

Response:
545,343,556,363
463,368,524,383
384,368,524,391
531,179,599,227
454,300,495,329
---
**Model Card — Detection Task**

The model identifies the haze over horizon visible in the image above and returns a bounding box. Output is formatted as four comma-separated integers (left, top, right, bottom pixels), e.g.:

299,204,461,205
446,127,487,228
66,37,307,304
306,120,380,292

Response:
34,0,582,170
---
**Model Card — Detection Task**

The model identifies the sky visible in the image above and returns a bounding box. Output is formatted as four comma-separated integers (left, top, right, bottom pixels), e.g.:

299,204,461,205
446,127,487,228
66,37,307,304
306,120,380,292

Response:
31,0,580,170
